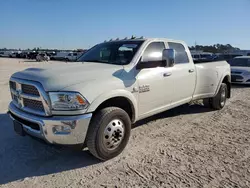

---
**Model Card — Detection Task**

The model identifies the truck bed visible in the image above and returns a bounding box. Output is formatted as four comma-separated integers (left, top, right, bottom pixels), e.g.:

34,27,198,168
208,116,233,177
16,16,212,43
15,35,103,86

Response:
193,60,230,100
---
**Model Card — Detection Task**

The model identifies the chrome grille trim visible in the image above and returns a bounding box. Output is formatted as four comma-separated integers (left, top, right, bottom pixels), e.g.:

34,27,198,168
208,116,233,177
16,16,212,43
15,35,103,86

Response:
9,78,51,116
9,81,16,90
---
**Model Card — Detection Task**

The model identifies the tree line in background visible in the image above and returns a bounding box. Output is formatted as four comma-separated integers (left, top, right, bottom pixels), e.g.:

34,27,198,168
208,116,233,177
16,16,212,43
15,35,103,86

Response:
1,44,241,53
189,44,240,53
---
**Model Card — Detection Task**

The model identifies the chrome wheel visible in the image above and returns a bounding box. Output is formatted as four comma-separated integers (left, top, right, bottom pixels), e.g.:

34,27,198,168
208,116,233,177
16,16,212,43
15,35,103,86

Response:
220,86,226,106
103,119,125,150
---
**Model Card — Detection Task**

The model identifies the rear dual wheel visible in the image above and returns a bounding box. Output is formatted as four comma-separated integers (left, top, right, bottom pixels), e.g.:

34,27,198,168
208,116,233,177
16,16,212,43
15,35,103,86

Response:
203,83,227,110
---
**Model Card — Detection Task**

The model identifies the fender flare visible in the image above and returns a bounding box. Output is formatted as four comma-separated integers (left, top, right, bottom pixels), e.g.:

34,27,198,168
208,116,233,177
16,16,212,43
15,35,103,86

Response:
86,89,138,122
214,73,231,97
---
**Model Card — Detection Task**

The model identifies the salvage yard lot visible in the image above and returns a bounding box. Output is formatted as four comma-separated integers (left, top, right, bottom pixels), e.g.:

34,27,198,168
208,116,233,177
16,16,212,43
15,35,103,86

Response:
0,58,250,188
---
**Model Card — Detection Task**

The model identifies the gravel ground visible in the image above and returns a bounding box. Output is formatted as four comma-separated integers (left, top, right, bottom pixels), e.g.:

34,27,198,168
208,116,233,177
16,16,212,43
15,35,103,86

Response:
0,58,250,188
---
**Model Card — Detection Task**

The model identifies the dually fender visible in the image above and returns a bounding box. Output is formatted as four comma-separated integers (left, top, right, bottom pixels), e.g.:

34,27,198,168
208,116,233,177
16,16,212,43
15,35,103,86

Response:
86,89,138,122
214,71,231,97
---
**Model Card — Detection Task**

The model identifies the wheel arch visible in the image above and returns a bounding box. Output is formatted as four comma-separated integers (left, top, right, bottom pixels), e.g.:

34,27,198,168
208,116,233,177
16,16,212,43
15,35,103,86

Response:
86,90,138,123
215,74,231,98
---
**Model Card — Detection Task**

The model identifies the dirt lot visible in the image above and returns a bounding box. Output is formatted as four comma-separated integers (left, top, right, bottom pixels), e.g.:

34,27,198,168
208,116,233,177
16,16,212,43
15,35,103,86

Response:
0,58,250,188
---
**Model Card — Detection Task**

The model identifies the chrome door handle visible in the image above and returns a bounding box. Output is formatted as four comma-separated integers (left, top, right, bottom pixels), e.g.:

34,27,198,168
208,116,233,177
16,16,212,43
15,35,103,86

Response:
163,72,172,77
189,69,194,73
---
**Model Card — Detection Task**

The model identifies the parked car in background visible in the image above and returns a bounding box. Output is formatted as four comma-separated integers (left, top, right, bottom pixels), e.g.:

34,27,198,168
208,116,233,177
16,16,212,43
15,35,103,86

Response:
217,53,243,63
36,53,50,62
8,37,231,161
0,51,15,57
9,52,17,58
191,52,215,62
0,51,8,57
16,52,29,59
27,51,39,59
64,52,83,61
46,51,56,58
230,56,250,84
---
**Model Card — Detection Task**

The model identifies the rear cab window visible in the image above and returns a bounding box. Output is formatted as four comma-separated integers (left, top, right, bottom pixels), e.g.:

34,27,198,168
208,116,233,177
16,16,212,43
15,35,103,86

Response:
168,42,189,64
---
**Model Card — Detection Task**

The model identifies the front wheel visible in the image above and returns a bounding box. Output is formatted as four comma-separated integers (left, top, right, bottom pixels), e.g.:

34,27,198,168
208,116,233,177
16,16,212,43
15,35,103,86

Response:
86,107,131,161
203,83,228,110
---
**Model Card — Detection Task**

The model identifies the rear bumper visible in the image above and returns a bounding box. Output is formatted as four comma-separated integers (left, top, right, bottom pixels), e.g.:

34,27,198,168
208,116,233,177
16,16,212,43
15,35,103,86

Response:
8,102,92,145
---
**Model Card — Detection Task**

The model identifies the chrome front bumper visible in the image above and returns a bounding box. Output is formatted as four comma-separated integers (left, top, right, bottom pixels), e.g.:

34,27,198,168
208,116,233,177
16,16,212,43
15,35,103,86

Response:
8,102,92,145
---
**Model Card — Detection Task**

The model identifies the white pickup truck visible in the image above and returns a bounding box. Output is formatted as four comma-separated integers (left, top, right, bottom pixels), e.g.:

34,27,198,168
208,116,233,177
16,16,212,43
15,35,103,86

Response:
64,52,83,62
8,37,231,160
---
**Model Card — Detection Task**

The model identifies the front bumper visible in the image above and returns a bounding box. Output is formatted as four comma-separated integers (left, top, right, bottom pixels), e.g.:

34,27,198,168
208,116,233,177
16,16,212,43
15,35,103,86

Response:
8,102,92,145
231,74,250,84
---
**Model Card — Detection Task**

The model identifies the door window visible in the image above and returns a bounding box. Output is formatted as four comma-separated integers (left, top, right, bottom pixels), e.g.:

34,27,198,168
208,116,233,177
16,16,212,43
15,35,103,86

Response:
168,42,189,64
142,42,165,62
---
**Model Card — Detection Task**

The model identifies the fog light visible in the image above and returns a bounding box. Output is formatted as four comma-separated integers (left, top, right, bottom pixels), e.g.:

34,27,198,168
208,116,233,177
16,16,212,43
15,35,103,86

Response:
52,125,71,135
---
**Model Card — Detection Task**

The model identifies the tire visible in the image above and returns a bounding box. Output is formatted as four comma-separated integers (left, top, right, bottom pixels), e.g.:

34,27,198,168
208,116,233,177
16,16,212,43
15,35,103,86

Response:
204,83,227,110
203,98,212,108
86,107,131,161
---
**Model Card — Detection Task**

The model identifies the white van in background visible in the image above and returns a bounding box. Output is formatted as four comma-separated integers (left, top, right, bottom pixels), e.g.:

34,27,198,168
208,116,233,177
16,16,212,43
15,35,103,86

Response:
50,52,69,61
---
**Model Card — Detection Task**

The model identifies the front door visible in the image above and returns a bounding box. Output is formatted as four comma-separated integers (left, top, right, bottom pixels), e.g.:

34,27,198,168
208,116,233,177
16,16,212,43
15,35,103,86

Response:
136,41,174,117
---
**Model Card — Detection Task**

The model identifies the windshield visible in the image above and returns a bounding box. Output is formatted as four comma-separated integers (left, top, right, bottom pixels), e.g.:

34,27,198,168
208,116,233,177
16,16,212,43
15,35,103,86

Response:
230,58,250,67
77,41,144,65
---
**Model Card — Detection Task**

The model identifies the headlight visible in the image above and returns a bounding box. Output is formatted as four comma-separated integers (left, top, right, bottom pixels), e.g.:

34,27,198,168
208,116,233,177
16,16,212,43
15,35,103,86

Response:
243,71,250,76
49,92,89,111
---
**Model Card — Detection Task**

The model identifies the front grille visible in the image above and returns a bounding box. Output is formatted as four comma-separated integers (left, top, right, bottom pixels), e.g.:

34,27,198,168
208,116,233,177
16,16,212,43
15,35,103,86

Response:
231,75,243,82
22,84,40,96
9,81,16,90
10,112,40,131
9,79,49,116
23,98,44,112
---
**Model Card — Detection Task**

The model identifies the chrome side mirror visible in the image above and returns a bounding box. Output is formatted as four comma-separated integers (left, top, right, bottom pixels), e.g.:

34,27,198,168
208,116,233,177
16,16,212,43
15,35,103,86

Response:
163,49,175,67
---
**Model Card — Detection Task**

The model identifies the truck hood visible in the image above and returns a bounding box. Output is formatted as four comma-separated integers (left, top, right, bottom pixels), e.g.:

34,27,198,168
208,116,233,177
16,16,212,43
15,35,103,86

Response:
231,66,250,73
11,62,124,91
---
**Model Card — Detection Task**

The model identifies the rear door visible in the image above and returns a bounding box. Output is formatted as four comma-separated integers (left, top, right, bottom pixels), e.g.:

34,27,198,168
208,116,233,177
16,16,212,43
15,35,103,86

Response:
167,42,196,106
